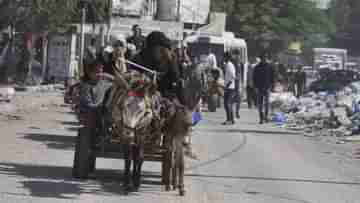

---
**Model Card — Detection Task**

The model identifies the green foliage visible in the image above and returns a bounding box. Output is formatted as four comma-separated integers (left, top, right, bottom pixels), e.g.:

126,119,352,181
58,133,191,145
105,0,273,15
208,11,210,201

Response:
211,0,335,56
0,0,110,32
329,0,360,54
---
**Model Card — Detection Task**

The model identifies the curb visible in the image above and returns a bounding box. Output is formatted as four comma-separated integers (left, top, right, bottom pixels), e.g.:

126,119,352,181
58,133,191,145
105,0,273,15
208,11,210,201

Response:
14,84,64,93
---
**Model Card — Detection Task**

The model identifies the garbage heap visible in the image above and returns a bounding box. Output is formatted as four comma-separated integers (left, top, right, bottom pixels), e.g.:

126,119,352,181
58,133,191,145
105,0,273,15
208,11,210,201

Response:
270,82,360,138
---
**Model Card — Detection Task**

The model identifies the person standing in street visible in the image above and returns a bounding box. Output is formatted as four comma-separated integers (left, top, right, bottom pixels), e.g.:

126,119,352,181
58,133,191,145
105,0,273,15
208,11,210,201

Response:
295,66,306,98
222,52,236,125
253,53,274,124
232,49,243,118
126,24,146,53
85,38,97,62
247,57,259,109
103,39,127,76
206,47,218,70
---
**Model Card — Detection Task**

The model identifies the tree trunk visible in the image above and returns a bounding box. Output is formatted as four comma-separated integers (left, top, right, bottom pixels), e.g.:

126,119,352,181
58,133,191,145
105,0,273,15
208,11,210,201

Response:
41,35,48,83
24,32,35,85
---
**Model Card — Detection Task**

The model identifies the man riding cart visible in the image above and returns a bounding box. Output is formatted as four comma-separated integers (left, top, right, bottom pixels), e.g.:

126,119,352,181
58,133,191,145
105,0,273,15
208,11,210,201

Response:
73,31,202,195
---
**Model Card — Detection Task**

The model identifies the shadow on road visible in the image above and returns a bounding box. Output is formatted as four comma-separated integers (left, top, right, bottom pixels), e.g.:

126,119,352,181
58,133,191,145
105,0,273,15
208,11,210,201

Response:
0,162,162,199
186,173,360,186
186,135,247,171
201,128,302,136
66,127,81,132
59,120,80,126
57,111,77,116
20,133,75,150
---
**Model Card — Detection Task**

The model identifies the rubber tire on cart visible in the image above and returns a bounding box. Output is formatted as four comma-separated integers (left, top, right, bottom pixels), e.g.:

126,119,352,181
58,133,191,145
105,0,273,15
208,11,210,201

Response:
72,128,92,179
208,94,218,112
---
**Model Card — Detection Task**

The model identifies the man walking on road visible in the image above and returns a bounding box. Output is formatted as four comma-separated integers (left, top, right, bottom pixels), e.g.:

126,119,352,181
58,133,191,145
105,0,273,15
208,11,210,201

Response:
232,49,243,118
222,52,236,125
253,53,274,124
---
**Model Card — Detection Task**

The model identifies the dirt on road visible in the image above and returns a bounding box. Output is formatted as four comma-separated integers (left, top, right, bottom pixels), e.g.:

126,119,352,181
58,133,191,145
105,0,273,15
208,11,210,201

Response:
1,92,360,203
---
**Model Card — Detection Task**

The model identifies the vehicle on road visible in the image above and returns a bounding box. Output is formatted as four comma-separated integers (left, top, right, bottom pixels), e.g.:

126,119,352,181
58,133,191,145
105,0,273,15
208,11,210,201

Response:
185,32,247,112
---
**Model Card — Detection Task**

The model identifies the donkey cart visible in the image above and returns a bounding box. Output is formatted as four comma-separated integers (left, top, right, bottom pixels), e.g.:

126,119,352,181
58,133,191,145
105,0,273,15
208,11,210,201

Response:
72,73,190,196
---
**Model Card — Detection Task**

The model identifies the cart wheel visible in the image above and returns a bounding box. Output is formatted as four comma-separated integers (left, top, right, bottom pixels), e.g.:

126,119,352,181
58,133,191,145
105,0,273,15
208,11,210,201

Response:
162,135,173,190
162,149,172,190
208,94,218,112
72,128,92,179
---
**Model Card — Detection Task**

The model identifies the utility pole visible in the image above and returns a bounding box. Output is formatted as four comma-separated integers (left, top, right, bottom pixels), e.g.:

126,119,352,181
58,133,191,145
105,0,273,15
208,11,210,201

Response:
106,0,112,44
41,32,48,83
177,0,181,22
79,0,89,78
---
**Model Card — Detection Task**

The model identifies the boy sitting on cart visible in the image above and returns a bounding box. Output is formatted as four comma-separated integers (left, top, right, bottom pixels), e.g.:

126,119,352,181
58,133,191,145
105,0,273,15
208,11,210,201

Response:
79,60,113,128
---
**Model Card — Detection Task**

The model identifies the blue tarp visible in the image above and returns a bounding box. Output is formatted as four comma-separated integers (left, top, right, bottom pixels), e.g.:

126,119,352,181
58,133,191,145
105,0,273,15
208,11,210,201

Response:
192,111,202,126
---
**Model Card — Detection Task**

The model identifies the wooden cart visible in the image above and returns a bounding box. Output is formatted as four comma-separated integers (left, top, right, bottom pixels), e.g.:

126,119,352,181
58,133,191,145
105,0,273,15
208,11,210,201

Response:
71,104,176,193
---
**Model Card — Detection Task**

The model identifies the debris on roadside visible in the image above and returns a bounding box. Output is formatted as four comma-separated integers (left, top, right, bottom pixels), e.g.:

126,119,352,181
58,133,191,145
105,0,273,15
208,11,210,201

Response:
14,84,64,93
270,80,360,142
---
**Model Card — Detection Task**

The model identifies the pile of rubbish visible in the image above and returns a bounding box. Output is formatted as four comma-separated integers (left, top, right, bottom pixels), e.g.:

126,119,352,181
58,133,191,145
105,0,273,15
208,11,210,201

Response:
309,69,360,92
270,81,360,138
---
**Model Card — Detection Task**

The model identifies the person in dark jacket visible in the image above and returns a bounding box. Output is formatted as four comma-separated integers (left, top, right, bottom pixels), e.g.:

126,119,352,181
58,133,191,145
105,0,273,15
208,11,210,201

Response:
126,24,146,53
131,31,181,100
295,66,306,98
85,38,97,62
253,53,274,124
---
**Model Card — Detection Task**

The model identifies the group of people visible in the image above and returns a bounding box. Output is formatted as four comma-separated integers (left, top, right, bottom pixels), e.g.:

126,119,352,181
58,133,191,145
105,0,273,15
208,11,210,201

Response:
79,25,201,157
81,23,306,128
244,54,307,124
82,24,191,99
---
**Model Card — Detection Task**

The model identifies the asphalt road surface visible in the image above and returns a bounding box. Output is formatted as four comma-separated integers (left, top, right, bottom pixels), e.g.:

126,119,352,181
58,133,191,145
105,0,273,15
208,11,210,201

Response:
0,93,360,203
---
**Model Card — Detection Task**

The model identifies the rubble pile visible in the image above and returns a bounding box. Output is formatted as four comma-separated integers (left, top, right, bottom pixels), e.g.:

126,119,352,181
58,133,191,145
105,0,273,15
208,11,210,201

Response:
270,81,360,139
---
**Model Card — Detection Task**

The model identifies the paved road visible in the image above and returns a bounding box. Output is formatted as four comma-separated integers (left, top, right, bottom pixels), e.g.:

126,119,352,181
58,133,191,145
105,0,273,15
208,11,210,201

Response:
1,94,360,202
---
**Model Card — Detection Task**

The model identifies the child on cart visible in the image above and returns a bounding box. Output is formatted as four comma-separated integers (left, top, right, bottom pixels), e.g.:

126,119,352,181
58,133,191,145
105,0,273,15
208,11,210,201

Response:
79,60,112,128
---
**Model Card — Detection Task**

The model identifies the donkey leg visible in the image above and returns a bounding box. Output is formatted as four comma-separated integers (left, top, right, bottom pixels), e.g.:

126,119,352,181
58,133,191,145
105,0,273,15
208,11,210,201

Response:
133,145,144,191
171,140,178,190
123,145,132,189
163,134,172,191
177,138,186,196
131,146,137,186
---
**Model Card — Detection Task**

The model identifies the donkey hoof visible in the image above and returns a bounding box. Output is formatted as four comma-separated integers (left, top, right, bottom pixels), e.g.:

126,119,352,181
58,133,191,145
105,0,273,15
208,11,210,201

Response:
165,185,171,191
